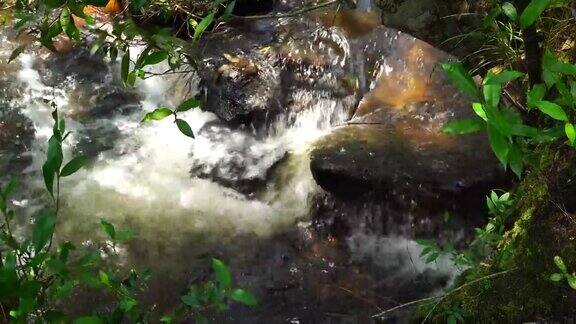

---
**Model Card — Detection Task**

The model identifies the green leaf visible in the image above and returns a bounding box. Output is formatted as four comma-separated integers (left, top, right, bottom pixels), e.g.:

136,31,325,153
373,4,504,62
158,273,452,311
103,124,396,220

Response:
565,123,576,144
32,211,57,252
141,108,173,122
98,270,110,286
45,0,66,8
43,136,63,195
568,274,576,290
142,51,169,66
472,102,488,121
230,289,257,306
121,50,130,85
555,255,568,273
193,12,215,41
60,156,88,177
519,0,551,29
441,62,479,99
502,2,518,21
550,273,564,282
488,124,509,167
484,70,524,85
176,119,195,138
441,118,484,134
508,142,523,178
212,258,232,289
74,316,104,324
100,219,116,240
60,7,71,33
9,45,26,63
177,98,201,112
222,0,236,20
483,72,502,108
536,101,568,121
527,84,546,109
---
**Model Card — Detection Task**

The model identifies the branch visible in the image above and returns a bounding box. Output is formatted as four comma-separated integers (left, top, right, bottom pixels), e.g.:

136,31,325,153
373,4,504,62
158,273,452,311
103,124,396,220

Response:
230,0,340,21
371,267,519,320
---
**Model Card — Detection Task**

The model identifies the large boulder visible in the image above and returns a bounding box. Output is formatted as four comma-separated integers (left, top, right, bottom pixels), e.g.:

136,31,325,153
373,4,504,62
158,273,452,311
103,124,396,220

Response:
310,27,504,208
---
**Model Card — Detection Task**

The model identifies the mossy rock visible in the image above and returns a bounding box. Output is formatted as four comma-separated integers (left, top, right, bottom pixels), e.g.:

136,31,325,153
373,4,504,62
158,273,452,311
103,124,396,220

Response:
427,147,576,322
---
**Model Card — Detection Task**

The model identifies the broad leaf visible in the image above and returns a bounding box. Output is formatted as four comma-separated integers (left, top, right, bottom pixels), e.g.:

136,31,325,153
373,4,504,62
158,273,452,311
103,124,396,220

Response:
100,219,116,240
176,119,194,138
484,70,524,85
550,273,564,282
142,51,168,66
536,101,568,121
441,118,484,134
60,156,88,177
193,12,215,41
176,98,201,112
527,84,546,108
519,0,551,29
141,108,173,122
502,2,518,21
230,289,257,306
565,123,576,144
32,212,56,252
472,102,488,121
441,62,479,99
508,142,523,178
121,50,130,85
43,136,63,195
554,255,567,272
9,45,26,63
568,274,576,290
488,124,510,167
212,258,232,289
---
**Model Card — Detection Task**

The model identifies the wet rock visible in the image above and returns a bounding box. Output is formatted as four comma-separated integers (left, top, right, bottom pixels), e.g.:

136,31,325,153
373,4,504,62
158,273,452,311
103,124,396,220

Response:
190,121,288,195
0,105,35,177
67,85,141,121
41,48,110,86
310,27,504,208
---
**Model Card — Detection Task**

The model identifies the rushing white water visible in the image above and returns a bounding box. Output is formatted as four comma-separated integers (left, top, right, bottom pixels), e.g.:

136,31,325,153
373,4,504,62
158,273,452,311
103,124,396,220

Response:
7,39,350,246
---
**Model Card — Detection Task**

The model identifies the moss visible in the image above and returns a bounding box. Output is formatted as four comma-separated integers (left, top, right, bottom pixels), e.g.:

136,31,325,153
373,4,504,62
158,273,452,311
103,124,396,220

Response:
425,147,576,322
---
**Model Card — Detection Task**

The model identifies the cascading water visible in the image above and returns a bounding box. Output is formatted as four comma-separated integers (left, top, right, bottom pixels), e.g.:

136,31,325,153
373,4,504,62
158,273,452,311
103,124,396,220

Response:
0,11,471,321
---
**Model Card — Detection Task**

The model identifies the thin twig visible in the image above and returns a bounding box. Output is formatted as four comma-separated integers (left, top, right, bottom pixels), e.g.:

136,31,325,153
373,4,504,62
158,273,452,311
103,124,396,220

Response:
231,0,340,21
371,267,519,319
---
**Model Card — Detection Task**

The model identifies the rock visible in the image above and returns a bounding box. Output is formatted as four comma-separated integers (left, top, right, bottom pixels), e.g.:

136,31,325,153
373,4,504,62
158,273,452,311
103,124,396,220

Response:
0,105,35,177
310,27,504,208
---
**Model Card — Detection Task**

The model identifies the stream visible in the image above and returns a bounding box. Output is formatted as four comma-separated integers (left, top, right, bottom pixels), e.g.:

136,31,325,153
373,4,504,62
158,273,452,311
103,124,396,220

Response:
0,4,486,323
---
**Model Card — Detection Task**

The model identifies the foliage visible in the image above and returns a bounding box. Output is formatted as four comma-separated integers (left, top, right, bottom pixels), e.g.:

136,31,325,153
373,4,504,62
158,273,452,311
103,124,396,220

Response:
0,113,256,322
440,51,576,177
550,255,576,290
141,98,201,138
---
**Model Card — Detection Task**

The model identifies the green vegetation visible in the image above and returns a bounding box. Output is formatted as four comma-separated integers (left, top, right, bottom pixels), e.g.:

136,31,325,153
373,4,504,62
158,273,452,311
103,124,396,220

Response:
0,112,256,322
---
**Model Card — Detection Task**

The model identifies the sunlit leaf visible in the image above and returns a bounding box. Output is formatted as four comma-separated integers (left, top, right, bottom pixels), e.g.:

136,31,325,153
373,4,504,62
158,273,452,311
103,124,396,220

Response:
441,62,479,99
441,118,485,134
484,70,524,85
554,255,567,273
536,100,568,121
550,273,564,282
568,274,576,290
527,84,546,109
565,123,576,144
193,12,215,41
230,289,257,306
142,51,169,66
141,108,173,122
